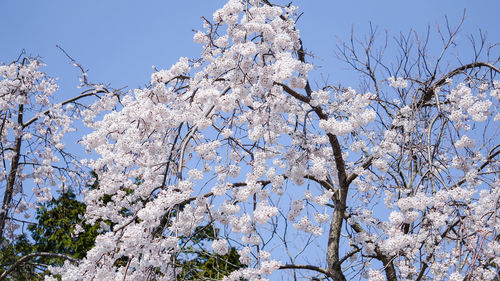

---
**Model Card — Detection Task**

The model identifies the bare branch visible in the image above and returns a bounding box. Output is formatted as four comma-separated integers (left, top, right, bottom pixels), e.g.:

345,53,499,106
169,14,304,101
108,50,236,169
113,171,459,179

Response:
279,264,334,279
0,252,78,281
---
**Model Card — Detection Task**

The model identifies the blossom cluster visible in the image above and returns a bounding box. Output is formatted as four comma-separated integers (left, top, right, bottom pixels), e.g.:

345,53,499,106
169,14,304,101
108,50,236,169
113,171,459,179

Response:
40,0,500,280
0,58,100,239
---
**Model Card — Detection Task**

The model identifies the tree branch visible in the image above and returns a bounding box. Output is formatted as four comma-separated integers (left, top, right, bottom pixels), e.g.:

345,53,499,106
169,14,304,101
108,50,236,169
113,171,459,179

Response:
275,81,311,104
22,88,109,129
0,252,78,280
279,264,334,279
419,62,500,107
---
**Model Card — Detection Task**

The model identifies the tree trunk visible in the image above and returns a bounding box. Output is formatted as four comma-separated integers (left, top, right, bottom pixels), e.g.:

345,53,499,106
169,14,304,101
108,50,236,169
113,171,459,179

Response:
0,104,23,240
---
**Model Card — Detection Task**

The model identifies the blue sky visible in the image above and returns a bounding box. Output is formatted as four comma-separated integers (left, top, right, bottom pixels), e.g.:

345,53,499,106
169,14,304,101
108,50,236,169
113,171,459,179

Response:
1,0,498,97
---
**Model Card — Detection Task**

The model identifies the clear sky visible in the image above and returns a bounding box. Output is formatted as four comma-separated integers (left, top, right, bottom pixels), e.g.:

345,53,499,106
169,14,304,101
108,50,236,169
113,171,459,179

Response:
1,0,499,98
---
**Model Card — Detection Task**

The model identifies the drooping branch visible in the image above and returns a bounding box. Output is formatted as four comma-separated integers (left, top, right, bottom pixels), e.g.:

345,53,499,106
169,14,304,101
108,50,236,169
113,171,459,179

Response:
0,252,78,281
418,62,500,107
449,143,500,189
433,62,500,88
279,264,334,279
22,88,109,129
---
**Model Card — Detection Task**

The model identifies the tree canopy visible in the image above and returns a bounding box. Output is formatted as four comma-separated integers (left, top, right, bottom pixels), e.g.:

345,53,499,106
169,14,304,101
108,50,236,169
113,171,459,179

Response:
1,0,499,280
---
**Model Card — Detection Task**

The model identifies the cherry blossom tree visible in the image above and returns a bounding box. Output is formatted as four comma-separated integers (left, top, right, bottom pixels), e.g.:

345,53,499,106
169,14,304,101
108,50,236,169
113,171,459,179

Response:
0,53,114,258
3,0,500,280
